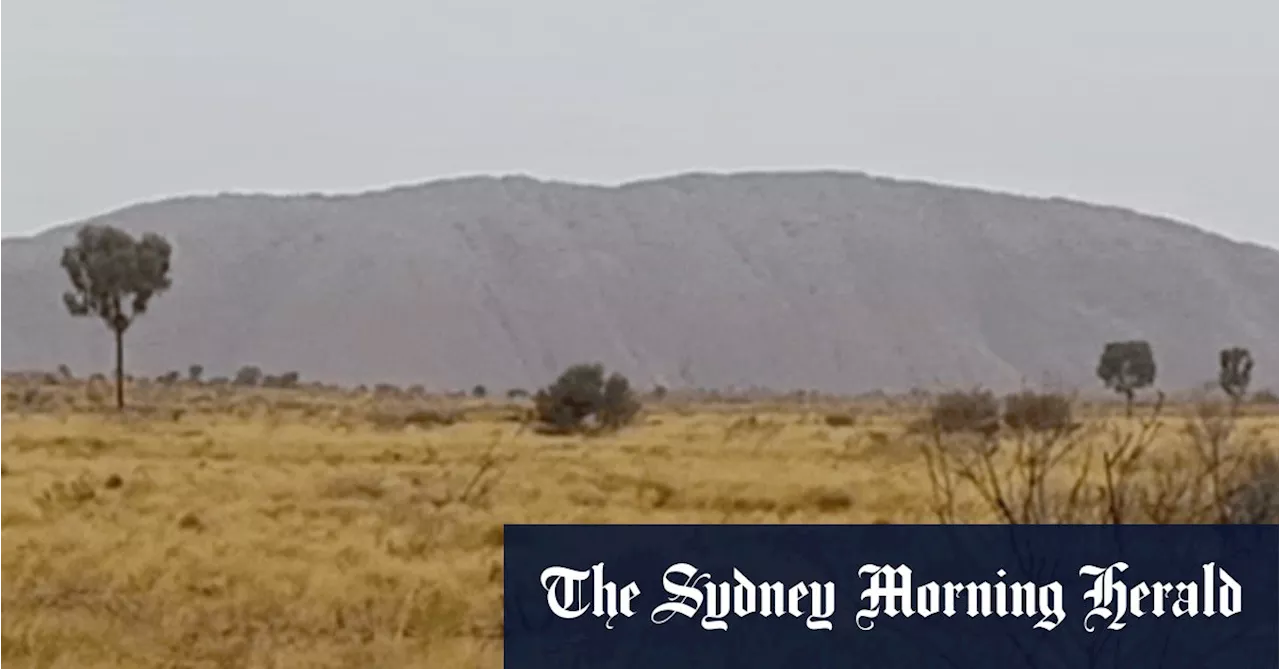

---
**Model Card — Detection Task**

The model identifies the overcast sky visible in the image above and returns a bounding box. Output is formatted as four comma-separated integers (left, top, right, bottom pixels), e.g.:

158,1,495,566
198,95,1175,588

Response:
4,0,1276,245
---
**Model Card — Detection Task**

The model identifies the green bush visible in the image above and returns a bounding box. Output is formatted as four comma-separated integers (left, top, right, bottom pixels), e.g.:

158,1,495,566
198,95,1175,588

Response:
533,363,640,434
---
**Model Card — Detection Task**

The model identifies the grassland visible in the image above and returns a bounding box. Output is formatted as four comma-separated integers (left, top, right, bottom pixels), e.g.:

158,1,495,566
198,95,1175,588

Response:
2,378,1276,668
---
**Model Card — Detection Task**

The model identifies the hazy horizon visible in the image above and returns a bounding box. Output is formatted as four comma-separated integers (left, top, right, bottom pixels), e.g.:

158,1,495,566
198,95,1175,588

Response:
5,0,1277,246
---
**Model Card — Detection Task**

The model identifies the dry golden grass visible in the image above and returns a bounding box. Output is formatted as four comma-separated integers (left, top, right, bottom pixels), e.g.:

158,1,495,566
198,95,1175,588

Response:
2,379,1276,668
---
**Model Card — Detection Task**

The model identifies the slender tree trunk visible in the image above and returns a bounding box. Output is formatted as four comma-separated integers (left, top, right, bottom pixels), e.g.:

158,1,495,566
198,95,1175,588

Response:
114,327,125,410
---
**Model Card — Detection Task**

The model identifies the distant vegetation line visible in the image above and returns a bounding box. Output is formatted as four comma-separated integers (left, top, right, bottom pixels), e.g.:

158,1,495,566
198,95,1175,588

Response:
27,221,1275,426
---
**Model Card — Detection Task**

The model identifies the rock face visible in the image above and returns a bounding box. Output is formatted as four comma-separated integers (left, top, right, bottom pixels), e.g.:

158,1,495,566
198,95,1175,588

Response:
2,171,1276,393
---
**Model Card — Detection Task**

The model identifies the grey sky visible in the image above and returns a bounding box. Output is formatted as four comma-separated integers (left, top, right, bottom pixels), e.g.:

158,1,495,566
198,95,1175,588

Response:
4,0,1276,245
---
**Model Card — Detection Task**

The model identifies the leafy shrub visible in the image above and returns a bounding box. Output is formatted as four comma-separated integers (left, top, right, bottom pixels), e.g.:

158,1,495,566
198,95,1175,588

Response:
1002,391,1073,433
533,363,640,434
233,365,263,386
507,388,529,400
372,384,400,397
930,389,999,434
472,384,488,398
824,413,856,428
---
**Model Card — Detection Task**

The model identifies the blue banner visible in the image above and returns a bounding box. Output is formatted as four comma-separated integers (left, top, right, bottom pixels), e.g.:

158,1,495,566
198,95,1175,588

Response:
505,524,1278,668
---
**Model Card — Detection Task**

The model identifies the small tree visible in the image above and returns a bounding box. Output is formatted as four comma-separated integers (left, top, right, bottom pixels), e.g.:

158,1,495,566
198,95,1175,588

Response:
188,364,204,383
1218,347,1253,406
60,224,173,410
1096,340,1156,417
472,384,488,398
533,363,640,434
600,372,641,429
